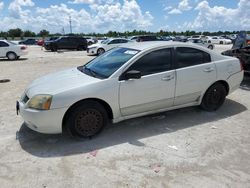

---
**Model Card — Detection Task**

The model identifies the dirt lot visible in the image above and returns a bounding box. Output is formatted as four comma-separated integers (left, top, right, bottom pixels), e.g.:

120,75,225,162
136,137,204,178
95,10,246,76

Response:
0,45,250,188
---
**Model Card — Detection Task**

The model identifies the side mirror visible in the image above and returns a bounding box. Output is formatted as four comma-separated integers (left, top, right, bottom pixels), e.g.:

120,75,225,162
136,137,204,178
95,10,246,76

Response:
123,70,141,80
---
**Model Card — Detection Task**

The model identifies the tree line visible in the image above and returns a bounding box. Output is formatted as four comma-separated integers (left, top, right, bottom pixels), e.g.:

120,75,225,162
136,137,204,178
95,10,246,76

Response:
1,28,249,39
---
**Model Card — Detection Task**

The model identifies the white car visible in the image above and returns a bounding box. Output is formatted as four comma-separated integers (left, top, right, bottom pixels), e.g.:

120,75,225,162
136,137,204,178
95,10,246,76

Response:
0,40,28,60
187,39,214,50
17,42,243,138
206,36,232,44
87,38,132,55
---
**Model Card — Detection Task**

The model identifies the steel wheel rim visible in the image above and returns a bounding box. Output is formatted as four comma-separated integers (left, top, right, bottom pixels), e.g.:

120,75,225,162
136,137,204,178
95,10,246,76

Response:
211,88,221,104
75,109,103,136
8,53,15,60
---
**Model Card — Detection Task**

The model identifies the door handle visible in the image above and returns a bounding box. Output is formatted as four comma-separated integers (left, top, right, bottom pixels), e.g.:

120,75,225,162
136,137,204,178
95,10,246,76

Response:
162,75,174,81
203,67,214,72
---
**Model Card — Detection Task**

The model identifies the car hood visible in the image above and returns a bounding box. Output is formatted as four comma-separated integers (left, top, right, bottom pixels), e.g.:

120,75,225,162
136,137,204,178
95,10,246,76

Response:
25,67,99,97
88,43,103,48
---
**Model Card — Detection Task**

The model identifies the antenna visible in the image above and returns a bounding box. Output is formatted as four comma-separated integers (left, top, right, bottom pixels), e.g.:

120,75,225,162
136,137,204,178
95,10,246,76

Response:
69,16,72,34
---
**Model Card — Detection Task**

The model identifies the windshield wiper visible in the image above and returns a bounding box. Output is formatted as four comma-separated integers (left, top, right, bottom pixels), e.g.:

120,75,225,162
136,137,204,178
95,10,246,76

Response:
83,66,97,78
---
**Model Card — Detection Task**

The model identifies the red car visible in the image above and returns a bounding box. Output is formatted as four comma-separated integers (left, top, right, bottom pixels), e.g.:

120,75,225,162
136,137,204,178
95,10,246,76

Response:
37,39,44,46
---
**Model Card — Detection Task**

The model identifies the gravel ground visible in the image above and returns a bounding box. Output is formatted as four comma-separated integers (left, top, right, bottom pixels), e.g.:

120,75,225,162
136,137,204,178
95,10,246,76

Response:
0,45,250,188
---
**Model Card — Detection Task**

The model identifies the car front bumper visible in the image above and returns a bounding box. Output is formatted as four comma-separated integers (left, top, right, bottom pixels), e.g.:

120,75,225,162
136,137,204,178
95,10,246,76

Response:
87,48,97,55
17,101,68,134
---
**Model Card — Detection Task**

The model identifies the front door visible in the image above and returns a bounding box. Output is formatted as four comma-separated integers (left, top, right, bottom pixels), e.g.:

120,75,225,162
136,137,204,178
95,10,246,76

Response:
119,48,176,116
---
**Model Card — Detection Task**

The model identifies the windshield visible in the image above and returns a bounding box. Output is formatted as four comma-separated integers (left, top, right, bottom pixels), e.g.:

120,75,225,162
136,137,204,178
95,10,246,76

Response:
101,39,112,44
83,48,140,79
7,41,17,45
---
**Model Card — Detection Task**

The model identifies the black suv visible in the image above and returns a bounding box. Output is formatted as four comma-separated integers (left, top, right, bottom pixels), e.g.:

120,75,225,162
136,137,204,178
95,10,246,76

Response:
130,35,163,42
44,36,88,51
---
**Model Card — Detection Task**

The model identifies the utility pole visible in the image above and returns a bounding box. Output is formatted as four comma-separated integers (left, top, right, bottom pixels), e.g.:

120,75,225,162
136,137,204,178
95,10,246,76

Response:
69,16,72,34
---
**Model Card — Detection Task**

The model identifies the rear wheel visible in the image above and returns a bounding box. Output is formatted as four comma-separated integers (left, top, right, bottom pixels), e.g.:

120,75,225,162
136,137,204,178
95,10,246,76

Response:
200,83,227,111
66,101,108,138
7,52,17,60
97,48,105,56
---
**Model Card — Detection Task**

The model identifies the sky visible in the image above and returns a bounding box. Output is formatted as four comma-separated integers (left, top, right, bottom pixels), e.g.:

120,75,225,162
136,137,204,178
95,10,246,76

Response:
0,0,249,34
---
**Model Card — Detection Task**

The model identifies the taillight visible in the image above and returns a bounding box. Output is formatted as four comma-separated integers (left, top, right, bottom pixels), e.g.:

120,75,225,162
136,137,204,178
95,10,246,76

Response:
21,46,27,50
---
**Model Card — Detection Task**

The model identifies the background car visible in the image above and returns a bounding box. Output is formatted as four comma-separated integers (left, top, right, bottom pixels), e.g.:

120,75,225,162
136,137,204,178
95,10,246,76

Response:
130,35,163,42
173,36,188,42
18,41,243,138
87,38,132,55
19,39,37,45
37,39,44,46
187,39,214,50
0,40,28,60
222,31,250,73
44,36,88,51
206,36,232,44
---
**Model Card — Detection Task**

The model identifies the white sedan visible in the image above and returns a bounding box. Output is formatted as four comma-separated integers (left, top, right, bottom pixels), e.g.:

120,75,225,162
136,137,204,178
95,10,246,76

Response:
17,42,243,138
87,38,133,55
0,40,28,60
206,36,232,44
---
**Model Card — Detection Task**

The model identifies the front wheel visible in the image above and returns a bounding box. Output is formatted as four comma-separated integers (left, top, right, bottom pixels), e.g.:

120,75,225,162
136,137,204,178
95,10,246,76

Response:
200,83,227,112
66,101,108,138
97,48,105,56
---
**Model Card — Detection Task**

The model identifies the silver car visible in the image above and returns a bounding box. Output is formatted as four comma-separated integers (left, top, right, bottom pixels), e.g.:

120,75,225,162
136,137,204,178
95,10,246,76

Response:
17,42,243,138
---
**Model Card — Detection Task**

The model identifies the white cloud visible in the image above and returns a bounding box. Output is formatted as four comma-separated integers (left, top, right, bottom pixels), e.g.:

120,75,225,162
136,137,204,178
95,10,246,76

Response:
168,8,182,14
178,0,192,11
167,0,192,14
0,1,4,11
0,0,153,33
68,0,95,4
183,0,250,31
8,0,35,19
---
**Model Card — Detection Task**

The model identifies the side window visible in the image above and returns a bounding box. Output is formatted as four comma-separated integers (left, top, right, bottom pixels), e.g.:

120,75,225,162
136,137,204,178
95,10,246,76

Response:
119,39,128,43
127,48,172,76
109,40,119,44
59,38,68,42
176,47,211,68
0,41,9,47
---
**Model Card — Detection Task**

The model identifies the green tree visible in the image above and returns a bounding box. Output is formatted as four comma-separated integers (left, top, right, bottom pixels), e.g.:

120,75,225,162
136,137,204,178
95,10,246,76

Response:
8,28,23,39
38,29,50,38
23,30,36,37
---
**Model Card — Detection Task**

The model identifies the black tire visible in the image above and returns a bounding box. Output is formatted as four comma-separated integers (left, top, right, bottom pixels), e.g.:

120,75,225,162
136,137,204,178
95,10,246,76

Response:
97,48,105,56
77,45,84,51
66,101,108,138
208,45,213,50
51,45,58,52
200,83,227,112
6,52,17,60
17,56,20,59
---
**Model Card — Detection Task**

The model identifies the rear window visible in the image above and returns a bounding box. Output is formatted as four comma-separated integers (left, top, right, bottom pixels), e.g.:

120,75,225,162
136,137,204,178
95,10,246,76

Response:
176,47,211,68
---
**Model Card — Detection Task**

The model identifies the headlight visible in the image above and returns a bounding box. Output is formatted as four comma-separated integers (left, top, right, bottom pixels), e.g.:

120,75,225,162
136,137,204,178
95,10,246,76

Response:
27,95,52,110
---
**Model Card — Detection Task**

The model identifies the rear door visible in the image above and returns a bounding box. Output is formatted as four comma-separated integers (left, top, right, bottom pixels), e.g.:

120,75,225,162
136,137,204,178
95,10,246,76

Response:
174,47,216,106
106,39,121,51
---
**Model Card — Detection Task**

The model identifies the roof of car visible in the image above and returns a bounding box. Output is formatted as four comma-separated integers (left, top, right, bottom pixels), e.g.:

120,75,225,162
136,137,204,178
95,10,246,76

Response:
119,41,205,51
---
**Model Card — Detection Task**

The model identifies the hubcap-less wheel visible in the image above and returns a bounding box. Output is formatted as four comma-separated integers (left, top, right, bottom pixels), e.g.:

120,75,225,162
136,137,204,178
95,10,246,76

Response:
7,52,17,60
75,109,103,137
208,45,213,50
201,83,227,111
66,101,108,138
97,48,105,56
